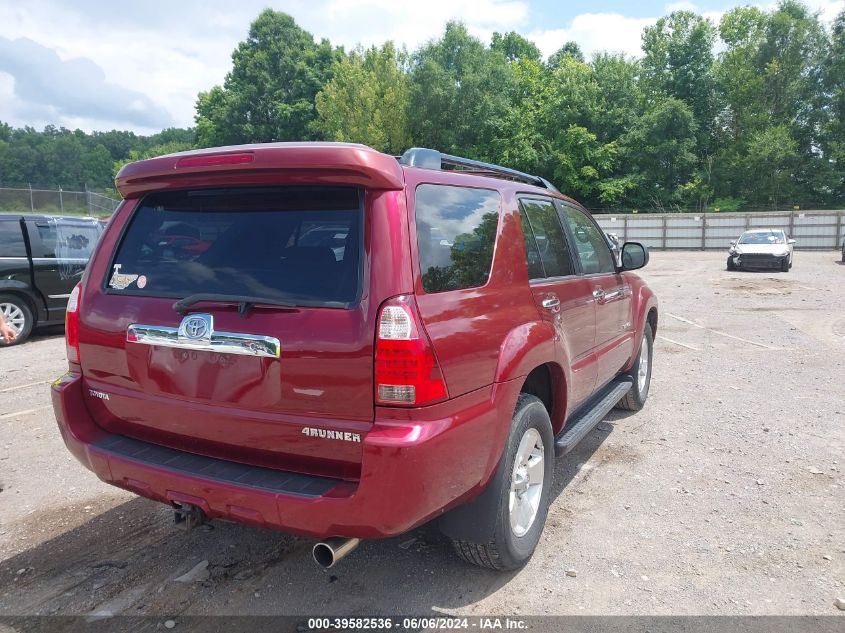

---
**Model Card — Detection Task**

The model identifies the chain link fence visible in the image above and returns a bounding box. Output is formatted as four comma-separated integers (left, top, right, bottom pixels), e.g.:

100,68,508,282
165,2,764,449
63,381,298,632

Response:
0,186,120,217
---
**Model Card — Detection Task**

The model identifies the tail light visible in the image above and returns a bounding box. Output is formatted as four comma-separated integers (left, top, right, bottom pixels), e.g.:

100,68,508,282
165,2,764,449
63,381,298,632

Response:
65,283,82,364
375,295,448,406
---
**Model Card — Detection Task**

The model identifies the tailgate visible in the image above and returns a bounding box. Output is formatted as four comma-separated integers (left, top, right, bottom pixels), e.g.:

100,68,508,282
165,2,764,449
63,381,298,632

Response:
78,186,372,480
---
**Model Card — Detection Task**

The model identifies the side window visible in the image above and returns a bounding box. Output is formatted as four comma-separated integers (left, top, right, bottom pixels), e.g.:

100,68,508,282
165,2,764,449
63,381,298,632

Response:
0,221,26,257
520,199,574,278
415,184,500,293
518,208,545,279
560,205,616,275
35,221,101,259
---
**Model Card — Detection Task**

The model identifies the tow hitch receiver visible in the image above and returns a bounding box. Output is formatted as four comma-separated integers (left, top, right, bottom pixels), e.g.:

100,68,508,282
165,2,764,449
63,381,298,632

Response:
173,502,206,532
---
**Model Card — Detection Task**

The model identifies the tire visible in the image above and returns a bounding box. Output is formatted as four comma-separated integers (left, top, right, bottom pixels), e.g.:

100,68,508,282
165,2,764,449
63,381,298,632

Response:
0,293,34,346
781,257,790,273
450,393,554,571
726,257,736,271
616,325,653,412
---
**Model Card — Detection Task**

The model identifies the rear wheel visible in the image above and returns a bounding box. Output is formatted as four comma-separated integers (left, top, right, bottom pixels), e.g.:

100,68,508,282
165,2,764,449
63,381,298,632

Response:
0,294,34,346
616,325,653,411
450,394,554,571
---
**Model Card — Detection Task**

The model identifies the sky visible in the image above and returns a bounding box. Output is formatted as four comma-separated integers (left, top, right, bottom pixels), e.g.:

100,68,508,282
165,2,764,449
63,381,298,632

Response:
0,0,842,135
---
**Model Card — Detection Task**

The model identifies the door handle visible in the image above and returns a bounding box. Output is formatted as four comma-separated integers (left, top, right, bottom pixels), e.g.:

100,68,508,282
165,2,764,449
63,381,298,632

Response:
592,289,605,299
541,297,560,310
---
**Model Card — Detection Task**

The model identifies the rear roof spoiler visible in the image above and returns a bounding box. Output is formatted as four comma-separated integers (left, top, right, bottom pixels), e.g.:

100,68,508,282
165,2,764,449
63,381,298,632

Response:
115,142,406,198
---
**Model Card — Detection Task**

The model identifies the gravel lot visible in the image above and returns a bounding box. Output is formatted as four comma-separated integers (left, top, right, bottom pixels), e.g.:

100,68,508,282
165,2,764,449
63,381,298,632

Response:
0,251,843,618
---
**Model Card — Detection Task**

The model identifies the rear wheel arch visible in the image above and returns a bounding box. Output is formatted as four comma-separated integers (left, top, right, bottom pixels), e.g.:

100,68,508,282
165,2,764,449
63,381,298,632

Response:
520,362,567,436
494,321,557,384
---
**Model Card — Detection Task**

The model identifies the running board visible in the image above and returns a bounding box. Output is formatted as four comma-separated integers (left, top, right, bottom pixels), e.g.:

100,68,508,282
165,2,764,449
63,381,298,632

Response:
554,378,633,456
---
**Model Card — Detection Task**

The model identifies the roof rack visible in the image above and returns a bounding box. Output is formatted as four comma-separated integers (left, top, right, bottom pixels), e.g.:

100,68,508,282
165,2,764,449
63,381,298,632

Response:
398,148,559,192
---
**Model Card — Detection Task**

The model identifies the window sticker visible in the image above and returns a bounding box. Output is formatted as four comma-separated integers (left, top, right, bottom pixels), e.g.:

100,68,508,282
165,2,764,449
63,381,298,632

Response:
109,264,139,290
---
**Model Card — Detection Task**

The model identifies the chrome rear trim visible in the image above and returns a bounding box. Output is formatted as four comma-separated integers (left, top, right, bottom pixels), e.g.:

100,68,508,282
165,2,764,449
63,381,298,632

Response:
127,313,280,358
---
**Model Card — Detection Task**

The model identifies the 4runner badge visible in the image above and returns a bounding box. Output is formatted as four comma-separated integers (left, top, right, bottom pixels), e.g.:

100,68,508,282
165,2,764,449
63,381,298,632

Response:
301,427,361,443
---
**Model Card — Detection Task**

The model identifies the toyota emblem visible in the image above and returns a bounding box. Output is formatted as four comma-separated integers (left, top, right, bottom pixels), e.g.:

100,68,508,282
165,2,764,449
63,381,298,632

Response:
180,314,213,341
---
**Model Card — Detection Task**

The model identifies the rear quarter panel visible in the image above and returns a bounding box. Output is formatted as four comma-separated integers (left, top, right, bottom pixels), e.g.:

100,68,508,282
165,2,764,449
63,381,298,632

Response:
405,172,543,399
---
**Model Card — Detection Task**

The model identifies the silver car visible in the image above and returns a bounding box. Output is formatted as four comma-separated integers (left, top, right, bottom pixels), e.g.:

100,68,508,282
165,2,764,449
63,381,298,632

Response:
727,229,795,272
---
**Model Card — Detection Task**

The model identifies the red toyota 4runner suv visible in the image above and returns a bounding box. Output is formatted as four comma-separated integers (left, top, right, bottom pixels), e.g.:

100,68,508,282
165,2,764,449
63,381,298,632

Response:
51,144,657,570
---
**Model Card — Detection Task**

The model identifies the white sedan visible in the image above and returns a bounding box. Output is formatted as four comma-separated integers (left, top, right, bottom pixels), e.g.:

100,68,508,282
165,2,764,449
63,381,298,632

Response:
727,229,795,272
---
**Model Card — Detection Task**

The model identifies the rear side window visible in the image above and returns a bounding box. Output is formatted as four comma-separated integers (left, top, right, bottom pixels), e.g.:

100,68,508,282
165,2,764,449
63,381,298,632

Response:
34,220,101,259
415,184,500,293
0,220,26,257
108,187,362,307
518,209,545,280
520,199,574,278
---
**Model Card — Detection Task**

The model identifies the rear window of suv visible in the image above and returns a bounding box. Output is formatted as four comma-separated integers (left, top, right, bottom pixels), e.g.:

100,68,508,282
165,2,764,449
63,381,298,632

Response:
108,186,362,307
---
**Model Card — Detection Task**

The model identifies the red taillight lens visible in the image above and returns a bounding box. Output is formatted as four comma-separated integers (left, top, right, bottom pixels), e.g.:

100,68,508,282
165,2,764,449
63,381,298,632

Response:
65,283,81,363
375,295,448,406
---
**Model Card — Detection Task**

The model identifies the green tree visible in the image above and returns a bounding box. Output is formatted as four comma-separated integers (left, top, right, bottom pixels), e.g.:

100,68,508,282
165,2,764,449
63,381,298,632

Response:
489,57,552,177
540,57,618,203
195,10,342,146
820,9,845,200
715,2,830,207
314,43,411,154
547,41,584,67
621,98,699,210
491,31,541,63
642,11,719,153
409,22,514,159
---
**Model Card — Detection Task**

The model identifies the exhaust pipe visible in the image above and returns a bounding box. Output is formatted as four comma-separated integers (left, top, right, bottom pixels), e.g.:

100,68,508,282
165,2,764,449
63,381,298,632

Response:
312,537,361,568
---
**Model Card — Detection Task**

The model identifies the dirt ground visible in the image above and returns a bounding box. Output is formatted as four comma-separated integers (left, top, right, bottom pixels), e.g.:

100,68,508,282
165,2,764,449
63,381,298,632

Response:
0,251,843,618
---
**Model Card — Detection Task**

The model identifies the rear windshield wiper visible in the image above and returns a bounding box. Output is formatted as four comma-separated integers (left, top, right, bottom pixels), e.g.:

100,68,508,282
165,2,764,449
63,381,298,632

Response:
173,293,297,317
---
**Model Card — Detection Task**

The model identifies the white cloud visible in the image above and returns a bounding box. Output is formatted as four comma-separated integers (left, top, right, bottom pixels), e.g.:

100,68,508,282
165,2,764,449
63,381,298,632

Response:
0,0,841,134
303,0,529,49
808,0,845,22
528,13,657,58
527,0,842,63
0,36,173,129
0,0,531,133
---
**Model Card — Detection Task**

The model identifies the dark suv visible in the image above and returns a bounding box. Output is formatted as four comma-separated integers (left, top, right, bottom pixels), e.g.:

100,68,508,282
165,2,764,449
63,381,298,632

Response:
52,144,657,570
0,214,103,345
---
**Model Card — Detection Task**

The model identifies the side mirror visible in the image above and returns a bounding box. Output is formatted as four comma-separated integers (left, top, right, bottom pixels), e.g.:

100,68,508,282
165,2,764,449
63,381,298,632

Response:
788,239,796,245
620,242,649,271
729,240,737,246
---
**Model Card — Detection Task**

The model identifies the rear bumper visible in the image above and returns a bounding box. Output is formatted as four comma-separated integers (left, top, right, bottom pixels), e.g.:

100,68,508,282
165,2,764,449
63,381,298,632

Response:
51,372,519,539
